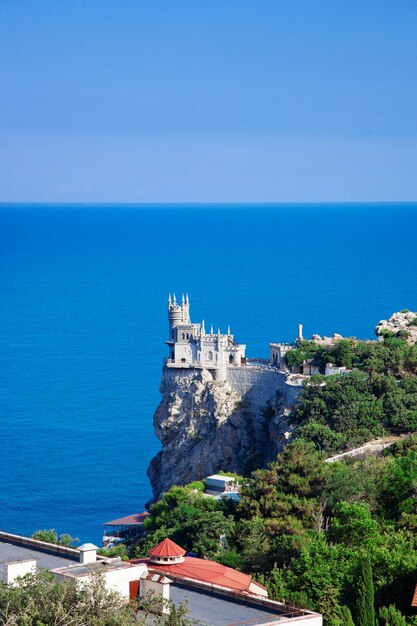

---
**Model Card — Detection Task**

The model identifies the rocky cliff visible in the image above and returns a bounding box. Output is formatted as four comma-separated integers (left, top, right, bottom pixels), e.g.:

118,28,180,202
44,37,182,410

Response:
147,366,299,500
375,310,417,344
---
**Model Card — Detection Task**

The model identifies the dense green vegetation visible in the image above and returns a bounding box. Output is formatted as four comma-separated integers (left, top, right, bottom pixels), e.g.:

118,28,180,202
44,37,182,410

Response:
129,336,417,624
0,570,195,625
287,336,417,453
285,336,417,375
10,335,417,625
134,436,417,624
136,483,236,559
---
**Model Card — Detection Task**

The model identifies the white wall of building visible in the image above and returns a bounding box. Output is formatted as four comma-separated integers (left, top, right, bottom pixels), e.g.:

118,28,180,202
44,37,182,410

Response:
55,563,147,600
100,564,147,598
2,559,36,584
141,576,171,612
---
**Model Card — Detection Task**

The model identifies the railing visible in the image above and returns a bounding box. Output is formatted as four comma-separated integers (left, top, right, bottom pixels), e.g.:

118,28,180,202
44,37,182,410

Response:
246,360,286,374
0,531,80,561
228,611,315,625
228,612,313,625
247,358,269,364
164,357,288,376
147,572,313,620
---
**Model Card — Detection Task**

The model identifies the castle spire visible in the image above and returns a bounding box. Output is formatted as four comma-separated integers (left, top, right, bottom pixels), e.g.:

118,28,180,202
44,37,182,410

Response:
227,325,231,335
210,325,214,335
201,320,205,335
173,293,177,305
181,293,185,305
168,294,172,306
217,327,221,336
186,293,189,304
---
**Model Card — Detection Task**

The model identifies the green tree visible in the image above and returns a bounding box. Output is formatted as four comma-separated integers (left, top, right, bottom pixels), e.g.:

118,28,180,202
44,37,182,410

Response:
295,422,347,454
32,529,79,546
0,569,137,626
329,502,380,548
32,528,59,543
285,341,322,369
333,339,355,369
136,484,234,559
353,556,375,626
337,605,355,626
378,605,407,626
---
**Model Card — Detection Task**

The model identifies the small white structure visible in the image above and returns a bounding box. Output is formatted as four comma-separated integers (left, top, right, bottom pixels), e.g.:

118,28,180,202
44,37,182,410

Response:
166,295,246,370
205,474,237,495
325,363,352,376
141,573,172,613
0,559,36,584
269,342,293,367
78,543,98,564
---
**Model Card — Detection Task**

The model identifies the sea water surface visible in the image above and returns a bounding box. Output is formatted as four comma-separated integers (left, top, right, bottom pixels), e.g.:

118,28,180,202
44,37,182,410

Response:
0,204,416,544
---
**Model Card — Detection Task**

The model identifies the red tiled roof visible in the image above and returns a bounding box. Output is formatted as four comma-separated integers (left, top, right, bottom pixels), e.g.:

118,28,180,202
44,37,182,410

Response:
104,512,149,526
131,555,265,595
411,584,417,607
149,538,186,558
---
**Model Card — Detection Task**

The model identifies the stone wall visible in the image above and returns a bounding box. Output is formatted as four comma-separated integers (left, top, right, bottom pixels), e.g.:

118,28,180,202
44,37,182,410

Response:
147,364,301,499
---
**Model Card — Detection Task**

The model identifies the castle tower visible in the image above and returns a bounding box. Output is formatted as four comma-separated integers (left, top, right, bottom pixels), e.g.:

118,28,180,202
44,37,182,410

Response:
168,293,191,339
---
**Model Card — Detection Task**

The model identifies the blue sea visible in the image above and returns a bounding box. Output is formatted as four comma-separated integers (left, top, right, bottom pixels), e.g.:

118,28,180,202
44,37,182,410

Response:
1,204,416,544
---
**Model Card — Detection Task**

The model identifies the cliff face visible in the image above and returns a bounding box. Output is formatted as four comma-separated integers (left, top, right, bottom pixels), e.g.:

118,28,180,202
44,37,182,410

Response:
147,366,298,500
375,310,417,344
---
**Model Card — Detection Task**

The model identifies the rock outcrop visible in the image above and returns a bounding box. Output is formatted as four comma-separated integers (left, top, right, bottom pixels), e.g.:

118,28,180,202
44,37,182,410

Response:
147,366,297,500
375,310,417,344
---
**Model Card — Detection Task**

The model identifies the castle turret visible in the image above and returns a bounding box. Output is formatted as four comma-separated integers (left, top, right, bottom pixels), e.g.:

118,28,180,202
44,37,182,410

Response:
181,293,191,324
168,293,192,341
168,293,184,338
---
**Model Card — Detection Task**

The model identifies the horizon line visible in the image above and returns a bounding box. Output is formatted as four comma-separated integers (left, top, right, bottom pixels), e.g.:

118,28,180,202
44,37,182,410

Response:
1,200,417,207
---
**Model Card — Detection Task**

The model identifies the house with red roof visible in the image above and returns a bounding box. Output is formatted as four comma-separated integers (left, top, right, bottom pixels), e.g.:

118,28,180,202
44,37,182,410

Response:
135,537,267,597
130,538,323,625
1,530,322,626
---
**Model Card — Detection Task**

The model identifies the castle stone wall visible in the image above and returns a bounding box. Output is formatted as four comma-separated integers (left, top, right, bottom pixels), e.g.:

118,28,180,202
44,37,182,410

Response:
227,366,300,407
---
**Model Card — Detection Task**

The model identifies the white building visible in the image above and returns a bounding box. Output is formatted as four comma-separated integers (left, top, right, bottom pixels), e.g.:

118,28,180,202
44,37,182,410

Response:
0,531,322,626
270,324,304,367
166,294,246,369
52,544,148,601
325,363,352,376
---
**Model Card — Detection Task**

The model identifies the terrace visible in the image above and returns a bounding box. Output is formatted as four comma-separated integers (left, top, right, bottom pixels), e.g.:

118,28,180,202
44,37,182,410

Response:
170,582,321,626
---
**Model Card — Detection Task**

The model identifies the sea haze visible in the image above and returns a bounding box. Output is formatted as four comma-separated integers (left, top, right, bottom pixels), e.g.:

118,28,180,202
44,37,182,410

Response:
0,204,416,544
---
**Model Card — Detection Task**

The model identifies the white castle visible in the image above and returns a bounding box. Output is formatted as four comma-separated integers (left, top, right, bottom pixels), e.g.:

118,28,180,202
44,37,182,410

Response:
166,294,246,368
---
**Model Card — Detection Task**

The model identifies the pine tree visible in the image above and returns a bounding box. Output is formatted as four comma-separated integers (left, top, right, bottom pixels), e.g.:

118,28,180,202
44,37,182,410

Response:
353,556,375,626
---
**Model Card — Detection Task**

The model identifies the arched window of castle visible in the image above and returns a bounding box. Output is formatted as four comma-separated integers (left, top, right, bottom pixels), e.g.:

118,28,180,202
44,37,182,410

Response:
182,333,185,340
208,351,213,361
229,354,234,364
186,333,189,340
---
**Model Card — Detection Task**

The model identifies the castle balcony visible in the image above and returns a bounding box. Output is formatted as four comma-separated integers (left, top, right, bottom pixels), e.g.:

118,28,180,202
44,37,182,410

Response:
165,359,246,370
245,358,287,374
165,359,206,369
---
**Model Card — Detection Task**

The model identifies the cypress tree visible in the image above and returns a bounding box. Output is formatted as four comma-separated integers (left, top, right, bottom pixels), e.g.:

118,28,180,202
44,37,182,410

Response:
378,605,407,626
353,556,375,626
339,605,355,626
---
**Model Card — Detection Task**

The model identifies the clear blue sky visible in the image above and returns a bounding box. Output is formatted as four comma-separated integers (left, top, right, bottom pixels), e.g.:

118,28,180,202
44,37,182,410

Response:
1,0,416,202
